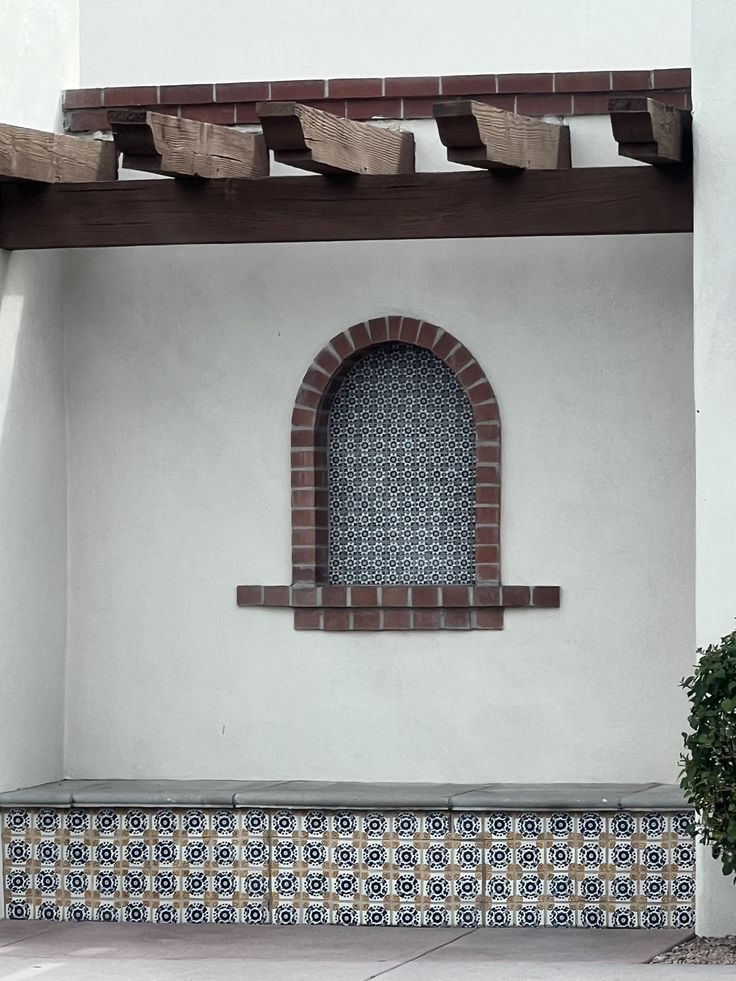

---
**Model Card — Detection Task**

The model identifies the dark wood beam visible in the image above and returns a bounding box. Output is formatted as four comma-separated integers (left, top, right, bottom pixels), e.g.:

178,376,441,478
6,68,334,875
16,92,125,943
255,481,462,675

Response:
0,121,116,183
610,98,692,166
108,110,268,179
0,167,692,250
257,101,414,175
434,100,570,171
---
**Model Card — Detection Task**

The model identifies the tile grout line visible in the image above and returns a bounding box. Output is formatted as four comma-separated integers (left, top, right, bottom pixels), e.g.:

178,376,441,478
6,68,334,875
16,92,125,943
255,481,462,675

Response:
364,927,479,980
267,807,274,925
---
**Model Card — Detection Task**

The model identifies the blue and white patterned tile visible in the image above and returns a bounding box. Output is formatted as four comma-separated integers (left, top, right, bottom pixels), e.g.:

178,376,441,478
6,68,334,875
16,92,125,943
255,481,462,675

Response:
271,809,465,925
270,809,331,924
328,343,476,586
1,805,697,928
232,809,270,924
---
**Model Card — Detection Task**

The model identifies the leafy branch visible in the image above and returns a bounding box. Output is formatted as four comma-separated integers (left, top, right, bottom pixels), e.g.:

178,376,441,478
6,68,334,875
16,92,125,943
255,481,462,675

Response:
681,630,736,876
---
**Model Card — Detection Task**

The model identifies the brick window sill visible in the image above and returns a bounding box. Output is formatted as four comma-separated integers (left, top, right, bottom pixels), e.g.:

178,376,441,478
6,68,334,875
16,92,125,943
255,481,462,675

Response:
236,584,560,631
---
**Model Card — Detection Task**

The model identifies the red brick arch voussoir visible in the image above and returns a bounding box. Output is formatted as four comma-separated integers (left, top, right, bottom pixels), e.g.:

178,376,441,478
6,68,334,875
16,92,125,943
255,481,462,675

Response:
290,315,501,586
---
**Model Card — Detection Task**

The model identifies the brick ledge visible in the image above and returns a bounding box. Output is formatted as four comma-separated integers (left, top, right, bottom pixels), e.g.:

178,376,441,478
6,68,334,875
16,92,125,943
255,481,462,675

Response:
236,585,559,608
236,584,560,631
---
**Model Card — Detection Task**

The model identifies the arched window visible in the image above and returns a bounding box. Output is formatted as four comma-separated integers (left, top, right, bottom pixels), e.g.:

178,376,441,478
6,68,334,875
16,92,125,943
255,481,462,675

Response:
237,316,561,630
328,342,475,585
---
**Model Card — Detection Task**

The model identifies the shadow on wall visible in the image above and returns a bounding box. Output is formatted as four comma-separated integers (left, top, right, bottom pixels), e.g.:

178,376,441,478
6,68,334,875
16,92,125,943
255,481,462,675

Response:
0,250,67,792
0,254,25,439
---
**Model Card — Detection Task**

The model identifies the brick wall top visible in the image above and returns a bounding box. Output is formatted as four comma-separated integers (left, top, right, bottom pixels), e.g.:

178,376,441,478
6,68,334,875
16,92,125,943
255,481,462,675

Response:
63,68,692,133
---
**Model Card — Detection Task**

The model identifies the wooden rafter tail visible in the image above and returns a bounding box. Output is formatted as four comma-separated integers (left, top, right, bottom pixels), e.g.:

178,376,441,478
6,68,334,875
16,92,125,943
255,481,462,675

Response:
108,110,269,179
256,101,415,175
609,98,692,166
0,121,116,183
433,100,571,171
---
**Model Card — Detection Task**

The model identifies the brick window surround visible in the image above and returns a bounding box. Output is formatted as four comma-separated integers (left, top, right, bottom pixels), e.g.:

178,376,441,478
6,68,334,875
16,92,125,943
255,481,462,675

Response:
237,316,561,631
291,317,499,584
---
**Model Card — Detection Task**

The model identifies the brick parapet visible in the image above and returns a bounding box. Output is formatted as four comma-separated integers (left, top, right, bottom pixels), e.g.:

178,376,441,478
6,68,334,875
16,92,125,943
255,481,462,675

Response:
63,68,692,132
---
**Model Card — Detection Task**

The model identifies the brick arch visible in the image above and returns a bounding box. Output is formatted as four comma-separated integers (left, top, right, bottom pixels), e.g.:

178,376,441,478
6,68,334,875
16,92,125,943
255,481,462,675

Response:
290,316,501,586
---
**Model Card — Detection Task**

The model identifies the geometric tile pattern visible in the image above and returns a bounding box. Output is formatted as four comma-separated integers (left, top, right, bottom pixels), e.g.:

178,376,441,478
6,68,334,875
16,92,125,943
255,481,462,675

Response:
1,808,695,928
328,343,476,586
2,807,269,925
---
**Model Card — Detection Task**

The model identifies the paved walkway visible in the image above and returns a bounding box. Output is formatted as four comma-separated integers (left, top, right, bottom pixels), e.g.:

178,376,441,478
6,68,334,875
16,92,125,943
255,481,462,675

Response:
0,923,731,979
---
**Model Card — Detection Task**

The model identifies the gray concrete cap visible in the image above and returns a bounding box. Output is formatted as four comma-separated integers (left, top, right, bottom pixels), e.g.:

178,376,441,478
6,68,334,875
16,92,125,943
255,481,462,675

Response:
232,781,481,809
0,780,693,811
69,780,290,807
619,783,690,810
0,780,89,807
448,783,661,810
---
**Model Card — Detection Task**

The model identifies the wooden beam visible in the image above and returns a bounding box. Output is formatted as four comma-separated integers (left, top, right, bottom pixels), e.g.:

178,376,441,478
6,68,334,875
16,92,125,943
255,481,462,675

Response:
0,168,691,251
610,98,692,166
0,122,116,183
257,101,414,175
108,110,268,179
434,100,571,171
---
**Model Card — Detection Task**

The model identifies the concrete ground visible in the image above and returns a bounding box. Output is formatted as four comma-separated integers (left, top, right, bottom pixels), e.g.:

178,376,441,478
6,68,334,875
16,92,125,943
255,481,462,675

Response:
0,923,732,980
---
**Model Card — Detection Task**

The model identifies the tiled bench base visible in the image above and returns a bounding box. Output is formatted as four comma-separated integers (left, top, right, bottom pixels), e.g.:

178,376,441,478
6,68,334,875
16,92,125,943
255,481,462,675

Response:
1,806,695,928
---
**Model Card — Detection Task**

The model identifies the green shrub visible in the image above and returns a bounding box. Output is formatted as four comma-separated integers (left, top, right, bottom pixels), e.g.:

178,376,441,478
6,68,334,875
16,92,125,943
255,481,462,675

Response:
681,630,736,876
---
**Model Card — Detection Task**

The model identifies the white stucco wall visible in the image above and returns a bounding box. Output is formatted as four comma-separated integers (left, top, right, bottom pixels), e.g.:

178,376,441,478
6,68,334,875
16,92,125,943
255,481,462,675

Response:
0,1,78,794
0,0,78,131
0,0,688,789
63,177,694,781
79,0,691,87
0,255,68,792
692,0,736,939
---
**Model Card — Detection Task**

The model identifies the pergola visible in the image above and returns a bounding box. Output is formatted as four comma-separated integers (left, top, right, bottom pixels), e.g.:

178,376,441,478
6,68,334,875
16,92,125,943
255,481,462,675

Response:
0,97,691,249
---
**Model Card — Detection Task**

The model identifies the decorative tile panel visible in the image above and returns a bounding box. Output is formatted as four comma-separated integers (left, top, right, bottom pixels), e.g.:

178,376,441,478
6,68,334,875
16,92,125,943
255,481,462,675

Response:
1,806,694,928
2,807,270,925
328,343,476,586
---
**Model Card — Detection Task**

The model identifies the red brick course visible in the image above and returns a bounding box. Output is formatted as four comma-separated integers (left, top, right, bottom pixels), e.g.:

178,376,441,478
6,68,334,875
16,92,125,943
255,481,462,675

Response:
103,86,158,107
385,76,441,97
238,580,559,631
497,73,554,94
440,75,497,97
611,70,652,90
63,67,691,132
383,609,412,630
216,82,271,102
516,94,572,116
238,584,558,610
66,109,109,132
555,71,611,93
64,87,103,109
271,79,326,100
653,68,691,88
160,84,213,104
328,78,383,98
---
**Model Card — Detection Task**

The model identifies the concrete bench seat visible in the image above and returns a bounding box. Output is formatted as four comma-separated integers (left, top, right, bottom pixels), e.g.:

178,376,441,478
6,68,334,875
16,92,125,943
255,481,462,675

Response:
0,779,694,929
0,779,690,810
